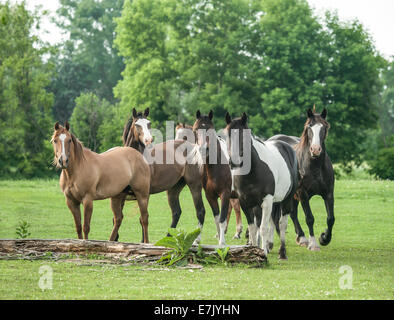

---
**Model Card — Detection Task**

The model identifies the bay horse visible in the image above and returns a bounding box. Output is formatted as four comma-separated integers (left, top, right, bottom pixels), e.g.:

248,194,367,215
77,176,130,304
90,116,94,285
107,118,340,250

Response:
269,107,335,250
176,122,243,239
51,121,151,243
225,112,298,259
122,109,206,244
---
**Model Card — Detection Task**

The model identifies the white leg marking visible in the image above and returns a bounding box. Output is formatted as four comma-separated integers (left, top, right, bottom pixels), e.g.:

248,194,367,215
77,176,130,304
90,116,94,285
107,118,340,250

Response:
260,195,274,254
308,236,321,251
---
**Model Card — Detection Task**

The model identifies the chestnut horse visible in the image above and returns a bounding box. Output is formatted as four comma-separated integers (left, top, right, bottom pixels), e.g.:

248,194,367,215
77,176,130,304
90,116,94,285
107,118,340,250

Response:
175,122,243,239
122,109,206,244
192,110,233,245
51,121,151,242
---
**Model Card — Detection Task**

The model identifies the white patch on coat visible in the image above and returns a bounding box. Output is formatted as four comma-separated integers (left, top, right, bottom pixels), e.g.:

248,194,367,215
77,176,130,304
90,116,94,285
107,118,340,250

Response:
135,119,152,144
59,134,67,159
311,123,323,147
252,138,292,202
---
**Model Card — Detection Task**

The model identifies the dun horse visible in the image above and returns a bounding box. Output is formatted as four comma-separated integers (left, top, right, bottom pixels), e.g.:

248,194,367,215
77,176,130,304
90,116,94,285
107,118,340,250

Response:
122,108,207,244
51,122,151,242
175,122,243,239
225,112,298,259
269,107,335,250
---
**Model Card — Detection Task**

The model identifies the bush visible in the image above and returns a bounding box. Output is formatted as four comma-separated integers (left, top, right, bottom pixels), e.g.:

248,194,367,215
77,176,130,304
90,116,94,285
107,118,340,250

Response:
369,147,394,180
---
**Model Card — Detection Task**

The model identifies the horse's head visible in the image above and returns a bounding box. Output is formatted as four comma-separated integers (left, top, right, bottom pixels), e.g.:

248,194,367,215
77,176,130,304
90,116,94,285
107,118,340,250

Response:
303,107,330,159
225,112,248,168
51,121,73,169
175,123,195,141
192,110,215,150
124,107,153,147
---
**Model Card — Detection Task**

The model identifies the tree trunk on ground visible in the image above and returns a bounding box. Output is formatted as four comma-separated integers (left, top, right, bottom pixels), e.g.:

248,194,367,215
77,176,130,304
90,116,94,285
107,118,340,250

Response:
0,239,267,265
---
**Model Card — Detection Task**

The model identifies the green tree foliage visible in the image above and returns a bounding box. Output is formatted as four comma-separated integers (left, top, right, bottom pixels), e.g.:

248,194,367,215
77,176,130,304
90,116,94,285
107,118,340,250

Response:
50,0,124,121
114,0,385,166
379,59,394,147
69,92,111,152
0,1,54,178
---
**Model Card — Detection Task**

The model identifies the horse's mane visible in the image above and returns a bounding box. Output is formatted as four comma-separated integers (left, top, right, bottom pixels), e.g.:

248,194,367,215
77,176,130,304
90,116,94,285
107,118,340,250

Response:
70,133,86,162
297,116,330,151
122,118,133,146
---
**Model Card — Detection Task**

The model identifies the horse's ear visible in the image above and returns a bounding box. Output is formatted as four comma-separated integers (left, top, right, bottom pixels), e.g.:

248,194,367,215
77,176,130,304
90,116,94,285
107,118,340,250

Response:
54,122,60,131
225,112,232,124
196,110,201,119
321,108,327,119
307,108,314,118
208,110,213,120
241,112,248,125
144,107,150,117
182,123,186,128
65,121,70,131
132,108,137,118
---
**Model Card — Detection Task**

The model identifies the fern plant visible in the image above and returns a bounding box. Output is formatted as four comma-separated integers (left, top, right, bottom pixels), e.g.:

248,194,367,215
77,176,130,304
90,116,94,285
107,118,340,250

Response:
155,228,201,266
15,220,31,239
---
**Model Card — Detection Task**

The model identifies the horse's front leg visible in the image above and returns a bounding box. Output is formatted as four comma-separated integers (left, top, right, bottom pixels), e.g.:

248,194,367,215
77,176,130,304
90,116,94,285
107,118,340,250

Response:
320,193,335,246
230,199,243,239
66,197,82,239
291,199,308,247
218,191,230,246
82,197,93,240
259,195,274,255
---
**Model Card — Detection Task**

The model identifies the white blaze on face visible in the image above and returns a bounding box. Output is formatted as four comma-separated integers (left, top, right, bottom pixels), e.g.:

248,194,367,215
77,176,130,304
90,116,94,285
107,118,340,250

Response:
135,119,152,145
310,123,323,148
59,134,67,160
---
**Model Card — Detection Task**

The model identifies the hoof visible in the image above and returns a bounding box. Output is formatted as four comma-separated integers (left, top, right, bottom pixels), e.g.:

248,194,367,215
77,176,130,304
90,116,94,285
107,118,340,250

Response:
308,244,321,251
268,242,274,251
233,233,241,239
278,247,287,260
114,234,119,242
296,236,308,247
319,232,331,246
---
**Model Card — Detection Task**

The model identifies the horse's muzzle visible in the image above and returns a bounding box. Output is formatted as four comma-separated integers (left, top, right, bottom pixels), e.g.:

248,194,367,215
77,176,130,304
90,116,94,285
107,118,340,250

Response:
59,156,69,169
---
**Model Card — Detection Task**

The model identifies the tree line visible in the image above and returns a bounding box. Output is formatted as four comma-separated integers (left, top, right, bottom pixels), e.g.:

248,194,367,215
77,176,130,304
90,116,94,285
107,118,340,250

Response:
0,0,392,179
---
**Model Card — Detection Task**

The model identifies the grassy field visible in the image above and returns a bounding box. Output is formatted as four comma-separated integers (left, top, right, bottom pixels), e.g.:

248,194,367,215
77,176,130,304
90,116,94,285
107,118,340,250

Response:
0,178,393,300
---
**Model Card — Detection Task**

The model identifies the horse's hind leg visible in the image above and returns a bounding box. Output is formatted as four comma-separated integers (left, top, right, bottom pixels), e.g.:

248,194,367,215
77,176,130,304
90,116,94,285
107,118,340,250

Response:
134,190,150,243
66,197,82,239
109,196,125,242
82,198,93,240
188,184,205,245
167,179,186,233
278,214,289,260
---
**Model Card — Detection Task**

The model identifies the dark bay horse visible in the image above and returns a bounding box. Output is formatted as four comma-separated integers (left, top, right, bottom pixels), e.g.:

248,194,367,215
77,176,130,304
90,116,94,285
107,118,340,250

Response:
192,110,233,245
269,107,335,250
175,122,243,239
122,109,206,244
51,122,151,242
225,112,298,259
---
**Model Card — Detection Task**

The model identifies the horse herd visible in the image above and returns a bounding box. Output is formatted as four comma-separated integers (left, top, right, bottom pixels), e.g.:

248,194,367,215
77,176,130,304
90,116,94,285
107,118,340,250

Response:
51,106,335,260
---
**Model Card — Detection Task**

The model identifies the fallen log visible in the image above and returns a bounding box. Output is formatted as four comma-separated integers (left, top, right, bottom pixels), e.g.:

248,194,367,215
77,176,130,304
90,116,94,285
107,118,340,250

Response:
0,239,267,265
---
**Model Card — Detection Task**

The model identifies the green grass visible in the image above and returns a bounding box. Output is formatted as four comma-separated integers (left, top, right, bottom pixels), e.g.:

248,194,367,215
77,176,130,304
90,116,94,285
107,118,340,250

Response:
0,178,393,299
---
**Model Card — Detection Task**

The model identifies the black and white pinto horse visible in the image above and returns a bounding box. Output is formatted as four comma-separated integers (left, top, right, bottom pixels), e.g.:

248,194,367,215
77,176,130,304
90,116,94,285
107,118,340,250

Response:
225,112,298,259
269,107,335,251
